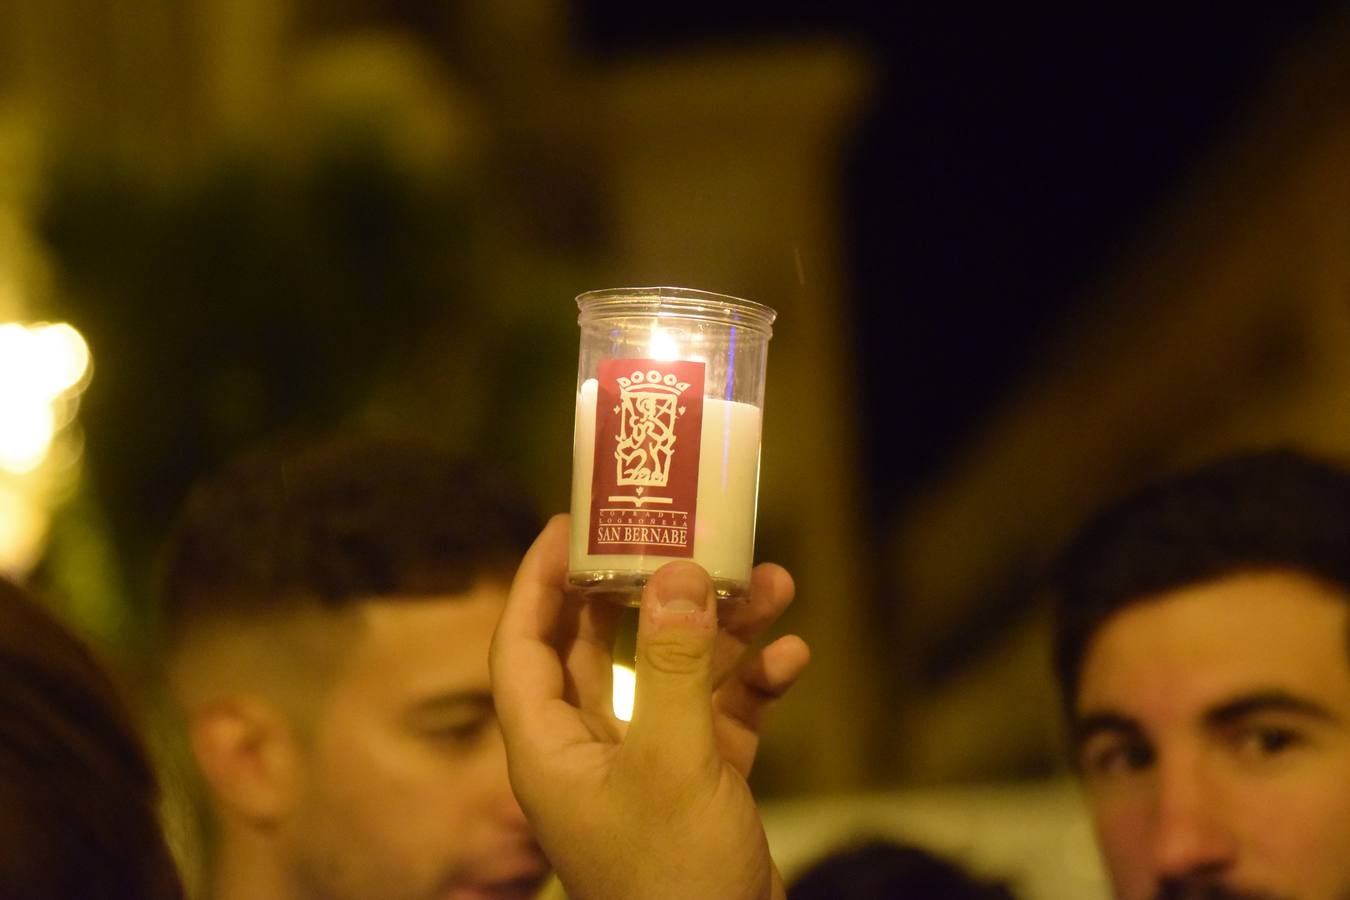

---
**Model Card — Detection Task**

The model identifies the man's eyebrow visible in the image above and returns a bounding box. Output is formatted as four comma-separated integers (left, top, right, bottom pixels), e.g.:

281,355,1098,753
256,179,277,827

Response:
1203,690,1343,729
1070,710,1144,751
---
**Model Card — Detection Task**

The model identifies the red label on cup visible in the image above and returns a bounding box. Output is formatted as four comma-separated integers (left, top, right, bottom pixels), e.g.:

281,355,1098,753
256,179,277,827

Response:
588,358,705,558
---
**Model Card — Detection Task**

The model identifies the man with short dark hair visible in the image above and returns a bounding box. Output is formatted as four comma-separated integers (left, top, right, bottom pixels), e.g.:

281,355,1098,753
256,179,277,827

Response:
1051,448,1350,900
160,436,548,900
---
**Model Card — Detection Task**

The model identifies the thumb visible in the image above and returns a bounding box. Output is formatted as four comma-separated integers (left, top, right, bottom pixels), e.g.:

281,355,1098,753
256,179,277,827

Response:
627,561,719,765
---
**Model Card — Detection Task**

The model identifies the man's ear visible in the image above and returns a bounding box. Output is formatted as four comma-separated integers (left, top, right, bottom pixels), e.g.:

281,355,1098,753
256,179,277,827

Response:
188,696,303,825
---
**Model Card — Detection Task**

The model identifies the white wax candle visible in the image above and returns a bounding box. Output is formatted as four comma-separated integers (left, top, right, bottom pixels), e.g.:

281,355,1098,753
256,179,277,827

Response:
570,378,762,584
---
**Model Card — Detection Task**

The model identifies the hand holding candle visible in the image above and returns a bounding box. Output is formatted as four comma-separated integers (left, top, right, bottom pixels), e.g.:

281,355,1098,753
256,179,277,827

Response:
490,516,810,900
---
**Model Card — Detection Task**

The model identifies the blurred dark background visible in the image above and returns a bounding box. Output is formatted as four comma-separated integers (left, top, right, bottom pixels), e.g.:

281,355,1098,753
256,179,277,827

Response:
580,2,1336,507
4,0,1350,811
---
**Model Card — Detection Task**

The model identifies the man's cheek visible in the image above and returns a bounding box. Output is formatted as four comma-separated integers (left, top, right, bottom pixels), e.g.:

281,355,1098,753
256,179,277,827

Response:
1093,810,1155,899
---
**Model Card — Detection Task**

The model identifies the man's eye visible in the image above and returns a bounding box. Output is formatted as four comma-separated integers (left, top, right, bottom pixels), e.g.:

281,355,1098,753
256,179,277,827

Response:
424,717,492,746
1084,739,1154,777
1236,726,1303,760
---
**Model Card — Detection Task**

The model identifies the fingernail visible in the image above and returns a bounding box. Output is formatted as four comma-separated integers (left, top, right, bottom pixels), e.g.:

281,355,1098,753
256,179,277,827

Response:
655,566,708,614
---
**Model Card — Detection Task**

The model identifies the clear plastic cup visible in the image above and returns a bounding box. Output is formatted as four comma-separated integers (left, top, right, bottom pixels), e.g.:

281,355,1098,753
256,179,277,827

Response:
567,287,776,606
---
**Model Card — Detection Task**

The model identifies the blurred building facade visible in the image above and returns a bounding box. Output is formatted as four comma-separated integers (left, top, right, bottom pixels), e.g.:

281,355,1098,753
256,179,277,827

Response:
885,8,1350,783
2,0,878,795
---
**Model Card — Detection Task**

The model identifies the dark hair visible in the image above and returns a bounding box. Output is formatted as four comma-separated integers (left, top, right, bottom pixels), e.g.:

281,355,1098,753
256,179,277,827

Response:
788,839,1016,900
159,434,541,639
1051,447,1350,711
0,577,183,899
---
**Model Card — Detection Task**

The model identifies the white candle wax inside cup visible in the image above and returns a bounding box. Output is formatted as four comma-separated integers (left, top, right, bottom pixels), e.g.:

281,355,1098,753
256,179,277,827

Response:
570,377,762,587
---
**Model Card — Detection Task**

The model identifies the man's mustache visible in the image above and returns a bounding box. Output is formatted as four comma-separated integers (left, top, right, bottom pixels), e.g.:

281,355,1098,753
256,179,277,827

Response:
1153,879,1289,900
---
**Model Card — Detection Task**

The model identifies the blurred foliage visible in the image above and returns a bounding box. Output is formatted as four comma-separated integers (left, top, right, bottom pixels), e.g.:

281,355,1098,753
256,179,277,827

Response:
35,134,578,625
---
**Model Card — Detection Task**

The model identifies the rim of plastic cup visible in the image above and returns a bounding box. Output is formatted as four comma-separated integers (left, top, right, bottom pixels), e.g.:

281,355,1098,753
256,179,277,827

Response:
576,286,776,332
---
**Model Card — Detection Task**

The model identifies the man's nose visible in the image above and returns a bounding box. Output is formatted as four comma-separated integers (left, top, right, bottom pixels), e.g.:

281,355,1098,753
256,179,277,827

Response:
1150,757,1238,881
494,776,530,830
487,728,531,830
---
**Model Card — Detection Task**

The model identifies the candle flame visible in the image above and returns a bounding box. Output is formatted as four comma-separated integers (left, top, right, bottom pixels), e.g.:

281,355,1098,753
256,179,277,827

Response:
648,326,681,362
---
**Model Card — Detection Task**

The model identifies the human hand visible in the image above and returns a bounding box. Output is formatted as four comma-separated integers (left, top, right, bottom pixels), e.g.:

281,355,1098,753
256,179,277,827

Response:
490,515,810,900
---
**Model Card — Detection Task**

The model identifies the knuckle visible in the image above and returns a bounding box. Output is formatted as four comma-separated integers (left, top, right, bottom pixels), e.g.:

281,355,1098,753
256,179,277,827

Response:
642,633,709,677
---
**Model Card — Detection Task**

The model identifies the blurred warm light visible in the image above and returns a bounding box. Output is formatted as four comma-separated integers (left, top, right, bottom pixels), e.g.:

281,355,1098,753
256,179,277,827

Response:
0,321,91,474
612,663,636,722
0,481,46,577
28,323,91,396
0,392,54,473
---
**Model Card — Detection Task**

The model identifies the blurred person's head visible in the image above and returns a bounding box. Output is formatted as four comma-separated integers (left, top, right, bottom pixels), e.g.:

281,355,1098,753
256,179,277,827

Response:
159,435,544,900
1052,448,1350,900
0,576,183,900
787,839,1015,899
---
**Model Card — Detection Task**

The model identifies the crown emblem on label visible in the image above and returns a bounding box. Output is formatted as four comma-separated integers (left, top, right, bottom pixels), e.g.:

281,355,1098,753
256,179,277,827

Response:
616,369,692,395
